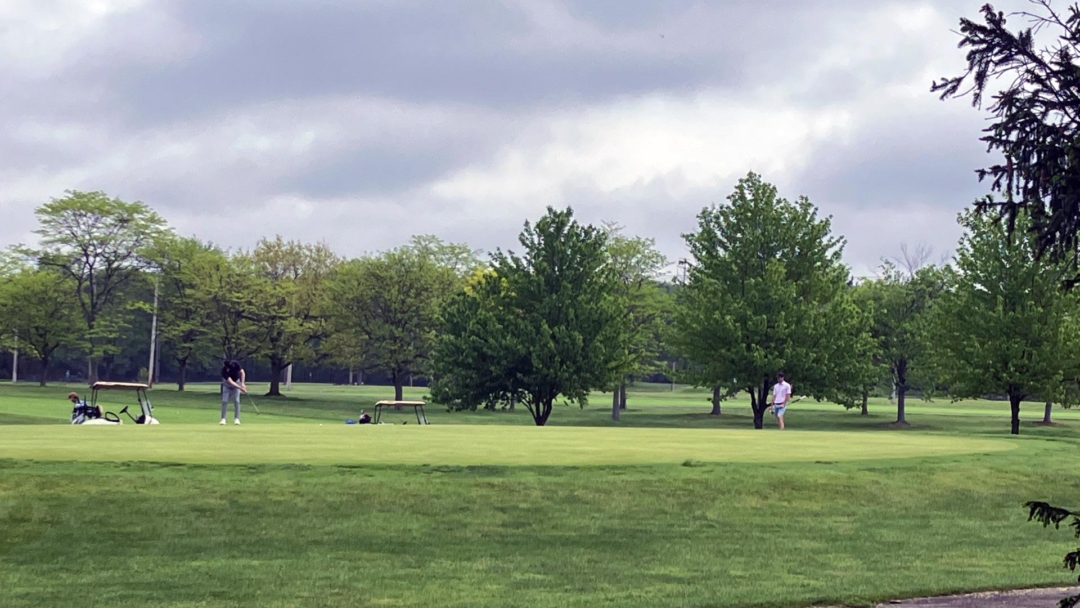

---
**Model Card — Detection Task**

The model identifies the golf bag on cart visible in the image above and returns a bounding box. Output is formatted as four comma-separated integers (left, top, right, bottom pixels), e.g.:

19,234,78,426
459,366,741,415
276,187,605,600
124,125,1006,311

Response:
70,399,122,425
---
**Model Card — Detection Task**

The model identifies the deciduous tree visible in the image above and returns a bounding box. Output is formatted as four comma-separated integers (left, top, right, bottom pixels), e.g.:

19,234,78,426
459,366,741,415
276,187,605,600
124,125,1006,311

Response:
931,209,1080,435
32,191,168,382
326,239,462,401
0,268,82,386
151,237,227,390
603,225,670,420
672,173,871,429
856,262,945,424
249,237,338,397
432,207,624,426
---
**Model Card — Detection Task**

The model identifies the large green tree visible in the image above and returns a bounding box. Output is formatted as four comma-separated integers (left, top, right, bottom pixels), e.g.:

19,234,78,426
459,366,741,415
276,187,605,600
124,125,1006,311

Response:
0,268,82,385
150,236,227,390
249,237,339,397
856,261,945,424
603,225,670,421
325,238,465,401
432,207,624,426
672,173,870,429
200,253,265,363
931,209,1080,435
33,191,169,383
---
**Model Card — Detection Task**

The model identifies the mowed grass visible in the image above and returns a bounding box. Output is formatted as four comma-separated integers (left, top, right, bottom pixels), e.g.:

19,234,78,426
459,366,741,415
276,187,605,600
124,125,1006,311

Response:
1,382,1079,607
4,380,1079,432
0,425,1013,466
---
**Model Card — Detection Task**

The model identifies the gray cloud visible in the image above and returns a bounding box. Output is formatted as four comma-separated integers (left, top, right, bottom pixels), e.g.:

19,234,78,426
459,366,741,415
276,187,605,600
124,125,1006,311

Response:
0,0,1013,274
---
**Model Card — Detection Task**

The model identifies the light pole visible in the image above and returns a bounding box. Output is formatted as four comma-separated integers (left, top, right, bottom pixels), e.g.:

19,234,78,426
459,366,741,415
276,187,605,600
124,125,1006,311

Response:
147,280,159,387
11,334,18,384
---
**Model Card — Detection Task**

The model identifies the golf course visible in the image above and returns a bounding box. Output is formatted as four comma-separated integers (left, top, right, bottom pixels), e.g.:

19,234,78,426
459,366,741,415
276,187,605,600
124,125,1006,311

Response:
2,382,1079,607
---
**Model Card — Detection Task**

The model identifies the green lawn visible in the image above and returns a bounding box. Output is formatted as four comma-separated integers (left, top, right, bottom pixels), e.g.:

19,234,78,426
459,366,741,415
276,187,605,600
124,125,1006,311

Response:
1,382,1078,607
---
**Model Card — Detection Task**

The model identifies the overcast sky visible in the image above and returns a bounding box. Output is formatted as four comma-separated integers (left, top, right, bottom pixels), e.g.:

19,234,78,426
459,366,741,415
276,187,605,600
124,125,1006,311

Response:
1,0,1014,276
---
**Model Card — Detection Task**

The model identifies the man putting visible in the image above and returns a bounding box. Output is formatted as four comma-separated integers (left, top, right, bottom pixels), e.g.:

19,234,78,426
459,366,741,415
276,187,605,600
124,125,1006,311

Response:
768,372,792,430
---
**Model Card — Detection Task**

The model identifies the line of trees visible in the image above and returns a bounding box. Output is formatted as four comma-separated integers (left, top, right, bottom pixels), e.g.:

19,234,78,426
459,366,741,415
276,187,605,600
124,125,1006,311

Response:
2,178,1078,433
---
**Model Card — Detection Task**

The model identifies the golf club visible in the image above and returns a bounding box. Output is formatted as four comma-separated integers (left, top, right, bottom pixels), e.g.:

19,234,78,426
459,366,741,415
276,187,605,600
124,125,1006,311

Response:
246,393,261,415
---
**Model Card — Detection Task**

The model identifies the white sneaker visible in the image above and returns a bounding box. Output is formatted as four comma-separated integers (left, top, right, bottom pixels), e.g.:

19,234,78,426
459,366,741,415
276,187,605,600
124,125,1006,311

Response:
234,419,241,425
219,419,226,425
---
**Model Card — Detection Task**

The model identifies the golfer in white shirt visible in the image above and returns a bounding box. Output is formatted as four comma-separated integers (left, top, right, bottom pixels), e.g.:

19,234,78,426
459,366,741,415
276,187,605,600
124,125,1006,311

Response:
769,372,792,430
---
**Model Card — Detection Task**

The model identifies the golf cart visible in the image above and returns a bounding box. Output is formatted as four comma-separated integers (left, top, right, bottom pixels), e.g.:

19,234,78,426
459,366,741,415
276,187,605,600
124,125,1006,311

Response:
91,382,159,425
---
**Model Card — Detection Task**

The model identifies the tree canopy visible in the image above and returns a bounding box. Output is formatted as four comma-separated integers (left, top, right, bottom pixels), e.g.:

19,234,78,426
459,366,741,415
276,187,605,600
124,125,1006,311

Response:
33,191,169,382
150,236,227,390
325,238,464,401
603,225,670,420
432,207,625,426
0,267,82,386
249,237,339,396
671,173,871,429
930,209,1080,435
856,261,945,424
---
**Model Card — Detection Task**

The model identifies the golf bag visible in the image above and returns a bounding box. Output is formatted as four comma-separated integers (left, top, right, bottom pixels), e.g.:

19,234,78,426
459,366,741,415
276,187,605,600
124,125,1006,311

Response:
346,412,373,425
71,400,122,425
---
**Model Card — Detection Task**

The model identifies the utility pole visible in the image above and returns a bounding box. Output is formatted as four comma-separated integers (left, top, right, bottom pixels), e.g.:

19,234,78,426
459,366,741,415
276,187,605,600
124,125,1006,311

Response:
285,364,293,390
147,280,159,387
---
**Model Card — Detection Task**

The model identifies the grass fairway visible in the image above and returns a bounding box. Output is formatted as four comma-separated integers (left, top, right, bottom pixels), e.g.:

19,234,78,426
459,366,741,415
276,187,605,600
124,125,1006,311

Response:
0,425,1013,466
1,382,1078,607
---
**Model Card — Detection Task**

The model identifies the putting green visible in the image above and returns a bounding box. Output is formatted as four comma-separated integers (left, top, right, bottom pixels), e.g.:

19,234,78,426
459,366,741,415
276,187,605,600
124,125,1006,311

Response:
0,424,1013,466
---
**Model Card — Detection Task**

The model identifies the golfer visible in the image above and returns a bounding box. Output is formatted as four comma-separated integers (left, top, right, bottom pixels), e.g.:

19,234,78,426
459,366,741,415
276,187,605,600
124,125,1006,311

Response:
220,360,246,425
768,372,792,430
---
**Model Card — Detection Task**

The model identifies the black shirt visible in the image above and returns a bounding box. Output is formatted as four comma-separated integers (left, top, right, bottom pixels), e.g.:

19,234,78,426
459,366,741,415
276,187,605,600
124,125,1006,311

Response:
222,363,241,382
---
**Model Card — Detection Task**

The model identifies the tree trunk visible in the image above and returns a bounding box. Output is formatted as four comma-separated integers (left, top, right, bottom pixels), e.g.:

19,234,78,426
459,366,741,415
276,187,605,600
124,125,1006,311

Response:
267,358,284,396
896,384,907,424
1043,400,1053,424
895,360,908,425
394,372,404,402
619,383,627,410
752,379,769,430
508,394,516,411
88,356,98,385
38,356,48,387
860,389,868,416
177,358,188,392
348,369,354,385
1009,390,1022,435
710,386,722,416
611,388,620,421
536,398,553,426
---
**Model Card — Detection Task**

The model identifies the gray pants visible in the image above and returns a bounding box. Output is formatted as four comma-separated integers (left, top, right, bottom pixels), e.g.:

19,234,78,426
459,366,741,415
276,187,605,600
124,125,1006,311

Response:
221,384,241,420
